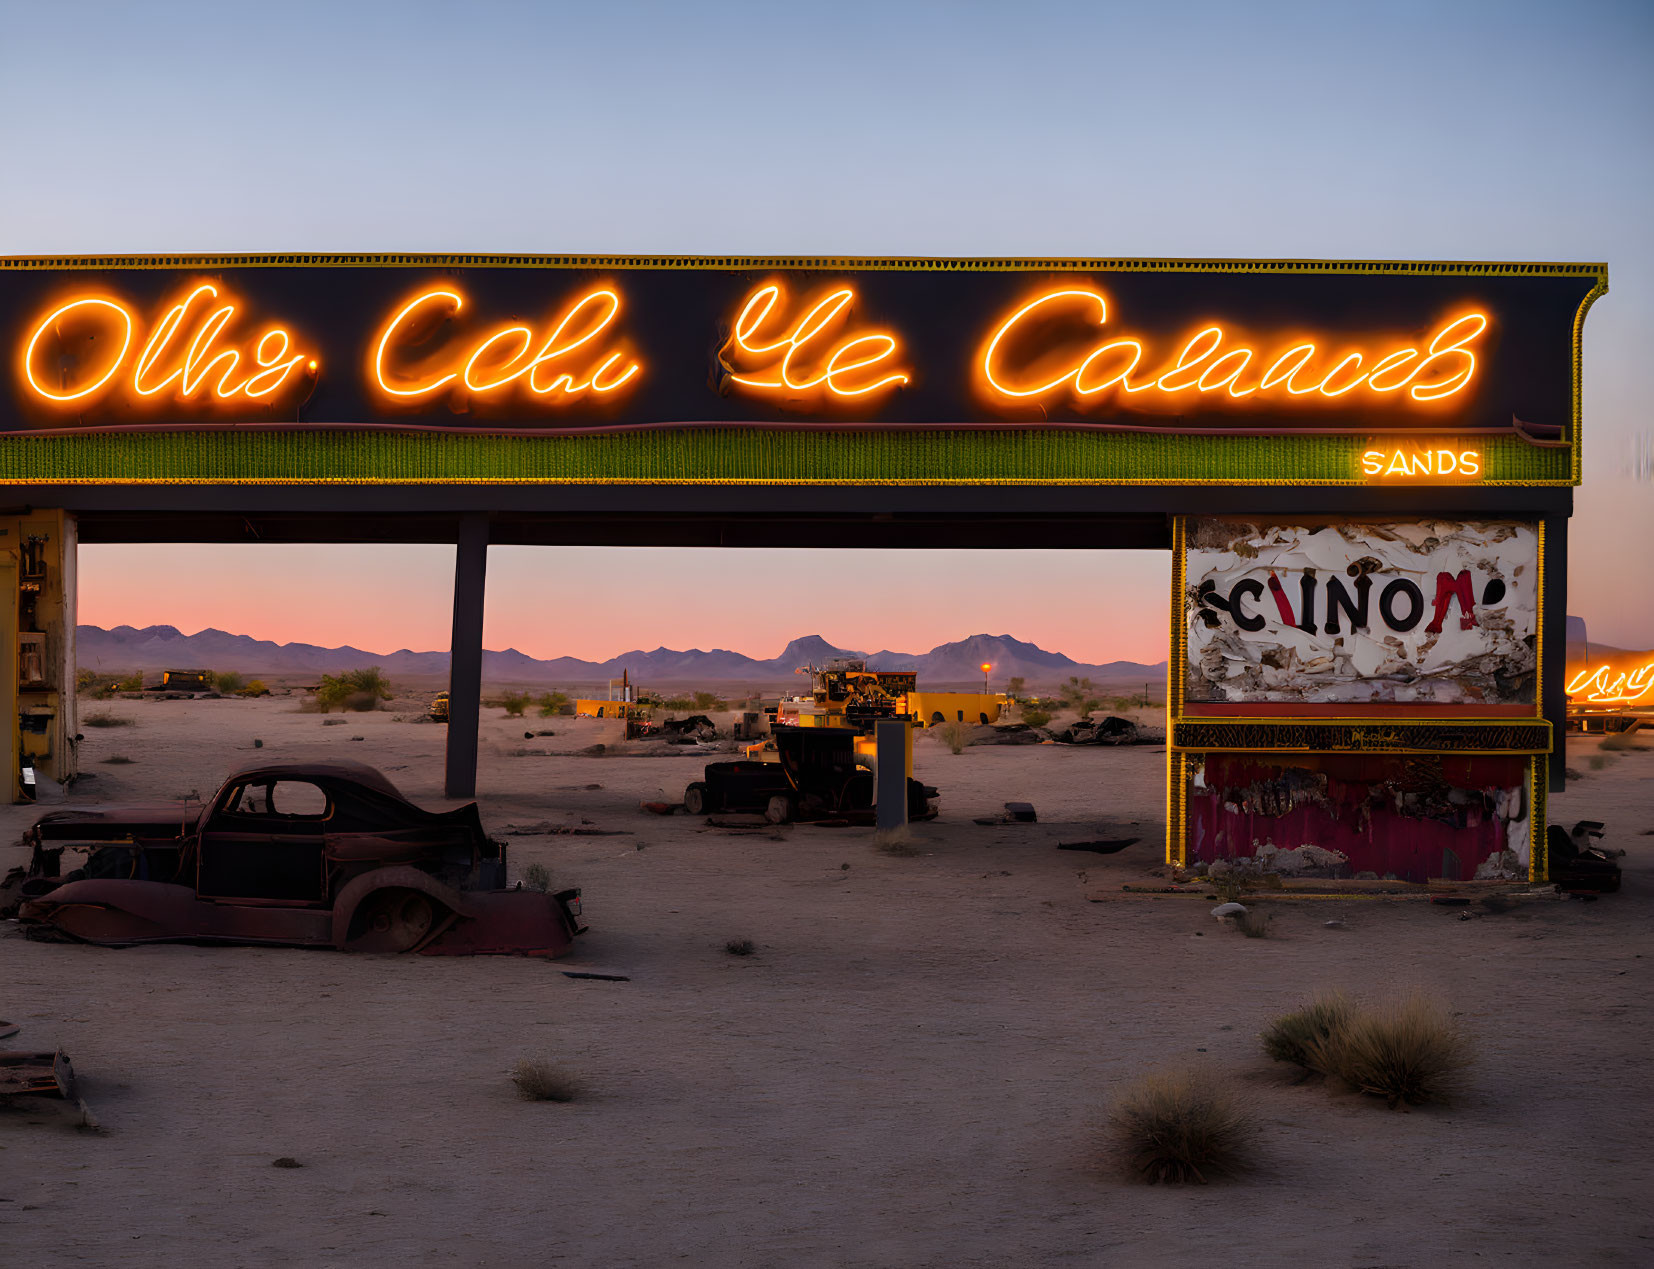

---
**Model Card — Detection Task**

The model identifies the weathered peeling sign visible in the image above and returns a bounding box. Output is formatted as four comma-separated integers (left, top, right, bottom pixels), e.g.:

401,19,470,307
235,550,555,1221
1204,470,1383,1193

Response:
1186,519,1538,705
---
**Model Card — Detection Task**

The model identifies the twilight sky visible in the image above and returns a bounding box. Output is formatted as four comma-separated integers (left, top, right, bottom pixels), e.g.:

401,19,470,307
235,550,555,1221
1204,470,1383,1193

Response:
5,0,1651,660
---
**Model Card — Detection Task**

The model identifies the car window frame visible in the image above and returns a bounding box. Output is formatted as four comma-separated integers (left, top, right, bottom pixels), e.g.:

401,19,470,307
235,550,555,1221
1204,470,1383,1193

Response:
210,778,335,828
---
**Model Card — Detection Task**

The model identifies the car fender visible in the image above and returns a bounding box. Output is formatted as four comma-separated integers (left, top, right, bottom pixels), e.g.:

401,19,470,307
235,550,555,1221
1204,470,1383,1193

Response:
19,879,333,946
20,879,199,943
330,866,474,949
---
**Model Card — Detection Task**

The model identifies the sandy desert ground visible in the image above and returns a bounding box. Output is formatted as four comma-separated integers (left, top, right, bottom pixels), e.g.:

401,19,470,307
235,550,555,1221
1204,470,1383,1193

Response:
2,693,1652,1268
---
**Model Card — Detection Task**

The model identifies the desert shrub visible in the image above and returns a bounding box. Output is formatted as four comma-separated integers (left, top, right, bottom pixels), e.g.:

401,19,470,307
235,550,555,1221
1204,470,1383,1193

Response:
537,691,572,717
315,668,393,712
937,719,971,754
1020,708,1051,728
1261,992,1354,1071
1310,992,1472,1108
114,671,145,692
211,670,246,694
522,862,551,893
663,696,694,710
1006,676,1026,699
1058,675,1102,718
692,690,727,711
1600,731,1648,752
237,679,271,697
82,709,133,728
501,692,532,718
1106,1065,1253,1185
876,830,923,857
1210,873,1246,904
511,1058,583,1102
1237,909,1273,939
76,670,125,698
724,937,756,956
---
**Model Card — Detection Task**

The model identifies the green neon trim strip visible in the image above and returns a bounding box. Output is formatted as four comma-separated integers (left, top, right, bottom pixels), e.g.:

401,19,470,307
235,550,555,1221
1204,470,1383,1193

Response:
0,429,1572,486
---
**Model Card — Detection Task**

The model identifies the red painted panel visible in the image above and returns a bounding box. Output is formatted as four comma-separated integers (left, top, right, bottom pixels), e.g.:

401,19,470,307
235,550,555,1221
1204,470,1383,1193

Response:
1188,753,1527,883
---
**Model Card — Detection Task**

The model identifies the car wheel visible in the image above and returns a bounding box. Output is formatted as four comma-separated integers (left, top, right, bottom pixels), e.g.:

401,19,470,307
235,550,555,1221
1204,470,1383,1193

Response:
843,773,874,812
347,888,438,954
684,782,708,816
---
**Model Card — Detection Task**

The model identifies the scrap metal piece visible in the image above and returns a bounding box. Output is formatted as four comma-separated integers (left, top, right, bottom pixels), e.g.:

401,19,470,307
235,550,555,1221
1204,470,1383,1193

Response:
1057,838,1139,854
0,1049,74,1100
1052,716,1140,746
1547,821,1622,894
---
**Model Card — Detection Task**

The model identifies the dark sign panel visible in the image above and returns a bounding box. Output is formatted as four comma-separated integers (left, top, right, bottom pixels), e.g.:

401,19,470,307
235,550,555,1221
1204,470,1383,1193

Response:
0,256,1602,437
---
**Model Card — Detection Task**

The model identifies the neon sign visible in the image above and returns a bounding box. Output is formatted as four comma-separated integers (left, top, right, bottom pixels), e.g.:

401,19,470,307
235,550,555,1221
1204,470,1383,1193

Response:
8,260,1589,445
1361,448,1482,478
1567,660,1654,706
370,287,640,403
978,289,1486,408
718,284,910,400
23,285,315,407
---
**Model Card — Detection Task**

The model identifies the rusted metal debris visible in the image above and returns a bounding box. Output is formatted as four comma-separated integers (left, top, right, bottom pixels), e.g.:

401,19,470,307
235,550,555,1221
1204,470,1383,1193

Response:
1058,838,1140,854
1051,716,1140,745
0,1049,74,1101
1548,820,1622,893
1,761,585,958
971,802,1039,826
660,715,718,743
503,821,631,837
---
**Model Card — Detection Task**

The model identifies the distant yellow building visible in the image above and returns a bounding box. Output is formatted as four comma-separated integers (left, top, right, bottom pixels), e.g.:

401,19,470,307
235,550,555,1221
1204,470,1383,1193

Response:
574,699,645,719
906,691,1007,727
576,669,641,719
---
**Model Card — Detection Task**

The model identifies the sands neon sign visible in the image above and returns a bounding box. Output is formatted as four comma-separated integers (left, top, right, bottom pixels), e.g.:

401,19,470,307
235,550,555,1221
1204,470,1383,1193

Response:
23,286,315,408
718,284,910,400
1567,660,1654,706
371,287,640,403
977,289,1486,408
1361,448,1482,479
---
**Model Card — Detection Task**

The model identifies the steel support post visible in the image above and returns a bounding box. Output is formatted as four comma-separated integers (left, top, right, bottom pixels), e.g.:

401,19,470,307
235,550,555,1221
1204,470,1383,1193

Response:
444,514,489,799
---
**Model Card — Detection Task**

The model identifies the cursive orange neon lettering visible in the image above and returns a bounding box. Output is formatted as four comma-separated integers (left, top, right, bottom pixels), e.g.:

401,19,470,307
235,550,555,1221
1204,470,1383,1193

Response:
1407,312,1485,401
1156,327,1224,393
23,286,312,407
979,287,1488,409
23,298,132,402
1567,660,1654,706
372,287,640,402
720,284,911,400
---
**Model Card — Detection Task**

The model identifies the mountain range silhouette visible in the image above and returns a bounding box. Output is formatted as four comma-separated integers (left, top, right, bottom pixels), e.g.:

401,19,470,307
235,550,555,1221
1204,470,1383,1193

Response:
78,625,1165,686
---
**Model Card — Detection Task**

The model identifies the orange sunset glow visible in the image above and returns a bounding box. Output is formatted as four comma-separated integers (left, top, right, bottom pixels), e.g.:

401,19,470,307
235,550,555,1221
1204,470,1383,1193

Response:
74,543,1172,667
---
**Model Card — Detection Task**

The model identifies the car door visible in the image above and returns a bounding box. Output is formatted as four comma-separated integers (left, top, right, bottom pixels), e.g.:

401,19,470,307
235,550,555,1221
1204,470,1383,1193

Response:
196,778,330,903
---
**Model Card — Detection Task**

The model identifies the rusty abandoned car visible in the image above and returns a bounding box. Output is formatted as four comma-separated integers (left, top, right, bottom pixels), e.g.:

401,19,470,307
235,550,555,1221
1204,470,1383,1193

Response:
0,761,584,957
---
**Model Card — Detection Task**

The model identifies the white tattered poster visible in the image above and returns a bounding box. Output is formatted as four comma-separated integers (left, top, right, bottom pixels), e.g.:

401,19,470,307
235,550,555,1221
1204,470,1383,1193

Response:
1185,519,1538,705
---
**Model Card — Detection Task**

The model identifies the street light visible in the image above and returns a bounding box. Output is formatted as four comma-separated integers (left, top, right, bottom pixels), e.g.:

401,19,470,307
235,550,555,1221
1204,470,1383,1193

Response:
980,662,991,694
